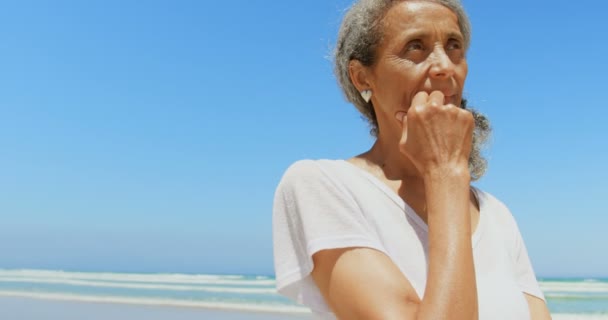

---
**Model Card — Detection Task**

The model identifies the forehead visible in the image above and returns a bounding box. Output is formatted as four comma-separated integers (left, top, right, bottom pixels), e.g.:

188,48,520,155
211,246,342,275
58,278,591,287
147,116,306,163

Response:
381,1,462,40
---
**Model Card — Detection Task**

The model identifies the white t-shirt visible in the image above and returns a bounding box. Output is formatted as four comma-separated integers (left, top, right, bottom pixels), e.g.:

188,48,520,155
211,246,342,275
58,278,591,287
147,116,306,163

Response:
273,159,545,320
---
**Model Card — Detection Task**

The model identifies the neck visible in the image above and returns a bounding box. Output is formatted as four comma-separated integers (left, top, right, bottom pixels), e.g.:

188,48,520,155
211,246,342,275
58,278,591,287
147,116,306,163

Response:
366,130,419,180
353,130,431,221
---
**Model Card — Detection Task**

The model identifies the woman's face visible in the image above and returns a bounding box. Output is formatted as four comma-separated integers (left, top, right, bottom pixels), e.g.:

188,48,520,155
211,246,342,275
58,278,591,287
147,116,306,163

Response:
362,1,468,134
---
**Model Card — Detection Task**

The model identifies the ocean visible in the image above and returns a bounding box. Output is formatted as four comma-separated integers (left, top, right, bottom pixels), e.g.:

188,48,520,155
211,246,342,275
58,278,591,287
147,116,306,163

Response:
0,269,606,319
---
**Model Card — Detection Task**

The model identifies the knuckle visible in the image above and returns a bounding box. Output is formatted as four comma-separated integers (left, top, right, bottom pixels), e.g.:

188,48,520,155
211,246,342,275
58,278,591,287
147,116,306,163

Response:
456,106,471,117
462,109,474,122
428,100,441,108
460,110,475,127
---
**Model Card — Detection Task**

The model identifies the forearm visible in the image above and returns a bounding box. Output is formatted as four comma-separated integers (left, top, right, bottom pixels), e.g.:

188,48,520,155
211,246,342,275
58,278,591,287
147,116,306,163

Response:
416,167,478,320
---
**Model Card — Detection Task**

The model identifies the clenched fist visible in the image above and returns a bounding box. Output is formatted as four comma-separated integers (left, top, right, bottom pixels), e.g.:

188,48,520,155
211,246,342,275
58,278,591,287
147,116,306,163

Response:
395,91,474,178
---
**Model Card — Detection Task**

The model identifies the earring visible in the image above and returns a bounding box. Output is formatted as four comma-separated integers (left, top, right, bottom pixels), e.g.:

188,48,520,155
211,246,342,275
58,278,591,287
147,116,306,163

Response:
360,89,372,103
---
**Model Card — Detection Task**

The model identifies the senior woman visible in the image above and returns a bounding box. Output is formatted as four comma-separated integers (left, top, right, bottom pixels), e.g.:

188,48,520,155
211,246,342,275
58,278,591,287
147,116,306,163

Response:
273,0,551,319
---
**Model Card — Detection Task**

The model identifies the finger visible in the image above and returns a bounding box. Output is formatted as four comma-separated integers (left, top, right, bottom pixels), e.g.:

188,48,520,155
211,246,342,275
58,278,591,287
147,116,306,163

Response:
428,91,445,108
401,121,408,146
395,111,407,123
411,91,429,110
394,111,408,145
394,112,408,141
400,114,408,146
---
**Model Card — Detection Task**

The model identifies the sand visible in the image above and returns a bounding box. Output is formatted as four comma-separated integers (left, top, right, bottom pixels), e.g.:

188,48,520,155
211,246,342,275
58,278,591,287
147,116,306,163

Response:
0,296,313,320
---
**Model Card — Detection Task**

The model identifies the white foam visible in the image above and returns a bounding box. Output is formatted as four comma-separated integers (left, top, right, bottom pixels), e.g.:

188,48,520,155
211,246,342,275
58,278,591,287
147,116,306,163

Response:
0,291,310,314
0,269,275,286
540,281,608,293
546,292,608,299
0,277,277,294
552,314,608,320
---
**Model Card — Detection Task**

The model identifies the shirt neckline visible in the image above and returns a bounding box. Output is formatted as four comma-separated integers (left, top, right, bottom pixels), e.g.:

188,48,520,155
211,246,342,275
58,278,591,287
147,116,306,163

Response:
335,159,486,248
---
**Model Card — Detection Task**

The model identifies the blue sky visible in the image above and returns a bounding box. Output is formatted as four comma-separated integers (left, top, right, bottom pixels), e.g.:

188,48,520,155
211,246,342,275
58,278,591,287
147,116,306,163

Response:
0,0,606,277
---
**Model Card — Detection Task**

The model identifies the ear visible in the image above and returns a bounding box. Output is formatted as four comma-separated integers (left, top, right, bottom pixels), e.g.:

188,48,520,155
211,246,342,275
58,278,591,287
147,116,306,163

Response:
348,60,374,93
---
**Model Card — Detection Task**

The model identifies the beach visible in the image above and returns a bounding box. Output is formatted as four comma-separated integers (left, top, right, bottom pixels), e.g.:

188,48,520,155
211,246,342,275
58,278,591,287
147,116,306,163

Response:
0,296,313,320
1,269,606,319
3,296,608,320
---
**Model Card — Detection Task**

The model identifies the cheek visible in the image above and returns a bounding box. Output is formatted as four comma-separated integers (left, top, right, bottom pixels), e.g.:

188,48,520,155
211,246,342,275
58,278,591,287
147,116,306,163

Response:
373,61,426,110
396,65,427,108
458,62,468,82
383,67,419,90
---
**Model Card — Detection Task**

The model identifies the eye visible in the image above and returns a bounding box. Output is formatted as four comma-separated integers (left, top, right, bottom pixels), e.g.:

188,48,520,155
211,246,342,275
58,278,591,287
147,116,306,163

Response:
446,38,463,51
405,40,425,52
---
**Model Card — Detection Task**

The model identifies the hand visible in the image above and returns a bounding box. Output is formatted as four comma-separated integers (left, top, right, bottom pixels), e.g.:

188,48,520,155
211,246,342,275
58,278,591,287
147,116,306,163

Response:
395,91,474,177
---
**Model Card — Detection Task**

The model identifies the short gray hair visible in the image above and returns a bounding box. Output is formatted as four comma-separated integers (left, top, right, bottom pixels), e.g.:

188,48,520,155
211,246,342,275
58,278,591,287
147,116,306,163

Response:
334,0,491,180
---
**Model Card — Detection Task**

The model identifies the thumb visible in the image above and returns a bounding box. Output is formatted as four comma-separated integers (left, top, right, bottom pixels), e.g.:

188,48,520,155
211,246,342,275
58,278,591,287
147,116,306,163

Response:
395,111,407,123
395,111,408,145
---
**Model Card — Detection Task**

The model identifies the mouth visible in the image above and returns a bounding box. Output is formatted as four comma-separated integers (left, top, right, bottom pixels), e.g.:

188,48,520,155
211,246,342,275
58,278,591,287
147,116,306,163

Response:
444,95,457,105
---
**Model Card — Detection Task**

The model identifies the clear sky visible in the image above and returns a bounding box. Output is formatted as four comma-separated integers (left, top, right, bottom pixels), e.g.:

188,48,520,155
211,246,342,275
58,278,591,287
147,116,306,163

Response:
0,0,606,277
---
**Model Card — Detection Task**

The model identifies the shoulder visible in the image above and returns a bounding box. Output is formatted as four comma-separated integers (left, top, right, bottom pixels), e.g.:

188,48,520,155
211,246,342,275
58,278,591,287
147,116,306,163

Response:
274,159,360,215
279,159,324,182
474,188,519,229
276,159,347,192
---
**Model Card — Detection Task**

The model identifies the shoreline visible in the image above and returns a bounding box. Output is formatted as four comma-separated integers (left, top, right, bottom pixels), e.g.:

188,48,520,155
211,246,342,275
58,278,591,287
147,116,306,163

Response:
0,295,313,320
0,290,309,314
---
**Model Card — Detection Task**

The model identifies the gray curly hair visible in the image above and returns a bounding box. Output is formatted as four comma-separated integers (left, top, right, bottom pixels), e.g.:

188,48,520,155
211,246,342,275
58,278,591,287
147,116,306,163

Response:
333,0,491,180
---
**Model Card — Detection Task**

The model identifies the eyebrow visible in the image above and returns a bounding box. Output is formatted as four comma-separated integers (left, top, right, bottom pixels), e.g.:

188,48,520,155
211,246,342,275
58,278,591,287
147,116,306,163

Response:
400,29,464,42
446,31,464,41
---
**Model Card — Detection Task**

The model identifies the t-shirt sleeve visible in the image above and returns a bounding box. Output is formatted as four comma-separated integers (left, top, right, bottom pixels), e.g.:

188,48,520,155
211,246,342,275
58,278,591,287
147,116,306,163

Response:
484,191,546,302
272,160,386,312
511,220,546,302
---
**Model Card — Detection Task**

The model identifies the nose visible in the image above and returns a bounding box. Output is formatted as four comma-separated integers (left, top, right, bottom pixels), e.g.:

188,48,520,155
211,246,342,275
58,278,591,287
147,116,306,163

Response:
429,47,455,79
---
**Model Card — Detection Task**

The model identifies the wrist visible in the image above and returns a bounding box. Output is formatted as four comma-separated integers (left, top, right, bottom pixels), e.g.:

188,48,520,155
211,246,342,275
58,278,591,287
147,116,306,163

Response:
422,164,471,183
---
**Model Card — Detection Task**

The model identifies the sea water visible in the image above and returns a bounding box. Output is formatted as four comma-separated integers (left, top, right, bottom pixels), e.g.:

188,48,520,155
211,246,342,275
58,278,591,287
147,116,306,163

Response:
0,269,606,318
541,277,608,317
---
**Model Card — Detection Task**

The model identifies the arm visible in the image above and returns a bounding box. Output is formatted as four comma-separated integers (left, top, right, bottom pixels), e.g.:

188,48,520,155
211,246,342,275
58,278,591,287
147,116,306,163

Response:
419,169,478,319
311,247,421,320
312,92,478,319
525,294,552,320
311,171,476,320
